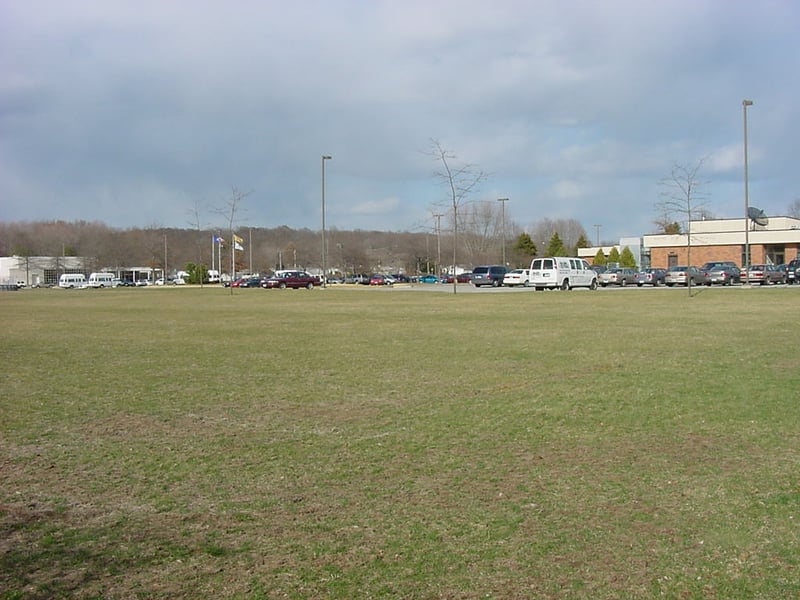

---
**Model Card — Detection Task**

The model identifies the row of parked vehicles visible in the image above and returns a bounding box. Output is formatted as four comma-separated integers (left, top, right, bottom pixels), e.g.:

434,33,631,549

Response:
225,258,800,291
467,258,800,289
596,260,800,287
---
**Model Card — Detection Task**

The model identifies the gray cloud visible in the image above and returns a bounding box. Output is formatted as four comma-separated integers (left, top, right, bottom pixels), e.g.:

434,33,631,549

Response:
1,0,798,240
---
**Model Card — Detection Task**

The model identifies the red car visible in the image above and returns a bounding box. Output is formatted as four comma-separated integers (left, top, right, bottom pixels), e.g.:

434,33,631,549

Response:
261,271,320,289
369,274,393,286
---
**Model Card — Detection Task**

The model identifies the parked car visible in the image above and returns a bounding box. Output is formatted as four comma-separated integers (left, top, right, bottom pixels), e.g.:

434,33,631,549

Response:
418,274,440,284
706,265,741,286
369,274,393,286
239,276,263,288
502,269,531,287
262,270,320,289
786,258,800,285
634,268,666,287
471,265,508,287
599,267,637,287
665,266,710,287
440,272,471,284
746,264,785,285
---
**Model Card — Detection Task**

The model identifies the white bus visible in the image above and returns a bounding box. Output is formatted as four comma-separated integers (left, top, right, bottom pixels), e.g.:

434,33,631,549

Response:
58,273,87,289
87,272,117,288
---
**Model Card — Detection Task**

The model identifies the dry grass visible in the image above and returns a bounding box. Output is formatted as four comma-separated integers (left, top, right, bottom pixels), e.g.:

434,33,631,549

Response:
1,285,799,599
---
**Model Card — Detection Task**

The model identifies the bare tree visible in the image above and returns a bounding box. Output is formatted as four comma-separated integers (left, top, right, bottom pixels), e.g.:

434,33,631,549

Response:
458,200,503,265
187,198,209,286
429,139,488,294
529,218,588,256
788,199,800,219
657,158,710,294
213,186,251,291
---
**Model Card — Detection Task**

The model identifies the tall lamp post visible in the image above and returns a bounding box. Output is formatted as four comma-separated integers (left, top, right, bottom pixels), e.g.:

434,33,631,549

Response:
433,213,443,279
321,154,332,287
497,198,509,266
742,100,753,285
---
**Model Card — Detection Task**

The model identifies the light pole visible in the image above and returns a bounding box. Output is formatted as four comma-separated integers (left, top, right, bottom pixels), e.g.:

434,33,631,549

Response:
743,100,753,284
321,155,332,287
433,213,443,279
497,198,508,266
594,224,601,247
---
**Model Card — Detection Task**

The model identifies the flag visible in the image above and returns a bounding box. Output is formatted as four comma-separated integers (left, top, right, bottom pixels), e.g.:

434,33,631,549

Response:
234,242,244,251
233,234,244,251
214,236,224,244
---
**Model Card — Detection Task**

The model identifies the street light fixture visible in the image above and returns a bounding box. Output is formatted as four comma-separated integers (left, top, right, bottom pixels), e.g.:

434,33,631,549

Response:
742,100,753,284
497,198,509,266
321,155,332,287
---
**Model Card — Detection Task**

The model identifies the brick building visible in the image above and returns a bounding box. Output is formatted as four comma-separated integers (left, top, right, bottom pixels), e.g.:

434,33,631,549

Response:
643,216,800,269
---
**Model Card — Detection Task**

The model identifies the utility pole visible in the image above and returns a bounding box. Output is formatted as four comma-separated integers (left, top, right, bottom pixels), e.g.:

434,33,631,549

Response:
497,198,509,266
433,213,443,279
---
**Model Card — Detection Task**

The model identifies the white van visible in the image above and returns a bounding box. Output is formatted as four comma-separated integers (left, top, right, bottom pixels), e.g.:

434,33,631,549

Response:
58,273,87,289
529,257,598,291
87,272,117,288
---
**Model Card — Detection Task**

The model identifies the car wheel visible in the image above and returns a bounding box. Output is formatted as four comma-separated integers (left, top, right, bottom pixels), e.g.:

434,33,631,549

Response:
589,279,597,290
492,279,500,287
306,282,314,290
560,279,569,291
621,279,627,287
279,282,287,289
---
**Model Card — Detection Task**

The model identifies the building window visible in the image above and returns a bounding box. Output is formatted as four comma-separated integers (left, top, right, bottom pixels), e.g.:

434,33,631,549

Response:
765,245,785,265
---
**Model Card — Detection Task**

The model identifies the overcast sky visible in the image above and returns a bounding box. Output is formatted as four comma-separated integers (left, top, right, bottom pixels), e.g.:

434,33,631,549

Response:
2,0,798,242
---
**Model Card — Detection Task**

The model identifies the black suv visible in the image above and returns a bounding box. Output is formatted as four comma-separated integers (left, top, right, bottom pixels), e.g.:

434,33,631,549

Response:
786,259,800,285
471,265,508,287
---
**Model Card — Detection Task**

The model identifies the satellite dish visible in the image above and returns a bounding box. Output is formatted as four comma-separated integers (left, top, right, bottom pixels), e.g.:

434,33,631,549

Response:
748,206,769,227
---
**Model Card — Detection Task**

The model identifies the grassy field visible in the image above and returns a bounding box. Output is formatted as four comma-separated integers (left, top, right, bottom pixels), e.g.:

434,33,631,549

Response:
1,285,799,599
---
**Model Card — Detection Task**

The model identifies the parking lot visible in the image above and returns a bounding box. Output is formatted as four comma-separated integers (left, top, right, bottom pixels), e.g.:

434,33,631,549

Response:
390,281,800,293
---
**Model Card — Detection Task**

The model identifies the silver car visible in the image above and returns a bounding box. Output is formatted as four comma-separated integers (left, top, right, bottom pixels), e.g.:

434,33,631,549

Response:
599,268,637,287
746,264,785,285
707,265,741,285
665,266,710,287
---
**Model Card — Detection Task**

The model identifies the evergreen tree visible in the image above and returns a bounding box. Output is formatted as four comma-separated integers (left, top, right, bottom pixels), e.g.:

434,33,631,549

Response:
574,233,590,255
593,249,607,266
512,232,537,265
545,232,568,257
619,246,637,268
607,247,621,264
